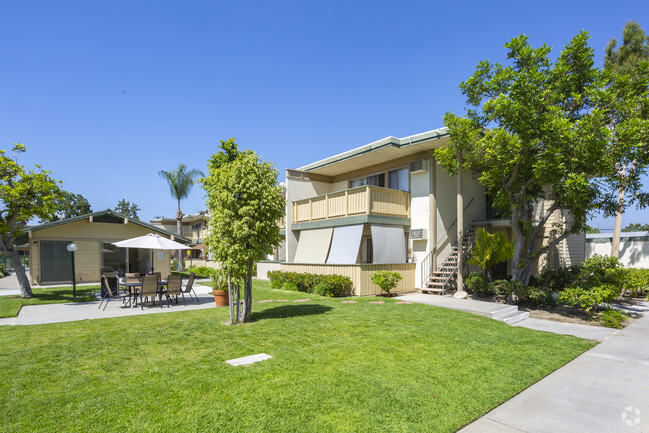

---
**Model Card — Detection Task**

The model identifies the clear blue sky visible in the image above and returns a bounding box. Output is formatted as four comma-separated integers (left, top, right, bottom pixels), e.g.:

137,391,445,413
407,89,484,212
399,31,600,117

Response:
1,0,647,230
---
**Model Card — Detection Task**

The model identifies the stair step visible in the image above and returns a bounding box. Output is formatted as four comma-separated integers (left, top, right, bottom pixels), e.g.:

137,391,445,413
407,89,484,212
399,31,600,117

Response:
420,288,444,294
491,306,519,318
496,310,530,324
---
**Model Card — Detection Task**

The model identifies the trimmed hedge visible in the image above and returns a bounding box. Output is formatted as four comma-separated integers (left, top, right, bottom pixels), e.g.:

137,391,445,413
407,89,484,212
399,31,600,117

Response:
267,270,353,297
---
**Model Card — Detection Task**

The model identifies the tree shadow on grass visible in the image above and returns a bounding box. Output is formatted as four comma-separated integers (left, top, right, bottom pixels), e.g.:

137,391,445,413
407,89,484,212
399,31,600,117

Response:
251,304,332,321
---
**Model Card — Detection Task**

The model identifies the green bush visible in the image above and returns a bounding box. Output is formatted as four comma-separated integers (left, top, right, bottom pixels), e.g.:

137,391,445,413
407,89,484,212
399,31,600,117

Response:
186,266,217,278
539,265,581,291
600,309,627,329
370,270,403,295
622,268,649,297
282,282,298,292
171,259,179,271
558,284,622,315
267,271,353,297
465,272,492,297
580,254,624,287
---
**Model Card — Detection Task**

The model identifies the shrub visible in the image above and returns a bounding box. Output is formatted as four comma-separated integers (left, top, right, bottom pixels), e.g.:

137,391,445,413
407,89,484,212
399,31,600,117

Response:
600,309,627,329
464,272,492,297
171,259,179,271
267,270,353,297
370,270,403,295
466,228,514,280
282,282,298,292
186,266,216,278
622,268,649,297
539,265,581,291
558,284,622,315
580,254,624,287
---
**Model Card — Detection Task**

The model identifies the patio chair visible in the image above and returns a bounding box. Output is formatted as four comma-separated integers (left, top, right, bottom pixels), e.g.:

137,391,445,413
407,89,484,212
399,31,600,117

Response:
147,272,161,282
165,274,183,306
180,272,199,304
140,275,162,310
98,276,126,311
124,273,141,306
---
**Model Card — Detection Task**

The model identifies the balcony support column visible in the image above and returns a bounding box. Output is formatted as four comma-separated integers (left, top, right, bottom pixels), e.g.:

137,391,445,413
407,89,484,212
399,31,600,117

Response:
456,149,465,295
429,156,437,272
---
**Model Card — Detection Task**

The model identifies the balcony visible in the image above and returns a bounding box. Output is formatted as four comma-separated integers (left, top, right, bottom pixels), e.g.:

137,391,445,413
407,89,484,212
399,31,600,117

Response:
292,186,410,224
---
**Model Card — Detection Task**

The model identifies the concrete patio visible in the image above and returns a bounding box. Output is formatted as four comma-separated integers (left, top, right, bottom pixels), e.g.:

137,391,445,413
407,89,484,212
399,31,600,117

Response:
0,272,219,326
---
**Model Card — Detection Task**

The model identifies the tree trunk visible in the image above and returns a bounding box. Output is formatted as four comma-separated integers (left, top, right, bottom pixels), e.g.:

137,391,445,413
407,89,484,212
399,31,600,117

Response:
241,262,253,323
611,185,625,258
10,250,33,298
176,200,184,272
228,273,234,324
511,205,526,283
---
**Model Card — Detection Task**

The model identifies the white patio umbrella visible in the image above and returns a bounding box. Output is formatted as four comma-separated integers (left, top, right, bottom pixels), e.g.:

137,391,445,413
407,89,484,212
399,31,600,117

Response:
112,233,190,250
112,233,190,274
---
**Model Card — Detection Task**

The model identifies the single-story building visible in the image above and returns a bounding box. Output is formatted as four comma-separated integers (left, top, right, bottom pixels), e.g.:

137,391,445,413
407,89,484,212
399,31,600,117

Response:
16,209,190,285
586,231,649,268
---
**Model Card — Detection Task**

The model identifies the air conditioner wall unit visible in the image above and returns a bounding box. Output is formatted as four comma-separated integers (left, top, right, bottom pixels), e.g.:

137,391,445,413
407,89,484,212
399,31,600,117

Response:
409,229,427,240
409,159,427,174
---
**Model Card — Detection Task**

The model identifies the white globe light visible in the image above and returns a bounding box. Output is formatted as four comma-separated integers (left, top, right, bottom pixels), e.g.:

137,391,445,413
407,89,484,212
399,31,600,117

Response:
66,243,77,252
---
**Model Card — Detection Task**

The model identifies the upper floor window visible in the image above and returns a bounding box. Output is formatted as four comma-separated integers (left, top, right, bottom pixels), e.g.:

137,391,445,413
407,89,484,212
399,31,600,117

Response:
350,173,385,188
350,169,409,192
388,168,409,192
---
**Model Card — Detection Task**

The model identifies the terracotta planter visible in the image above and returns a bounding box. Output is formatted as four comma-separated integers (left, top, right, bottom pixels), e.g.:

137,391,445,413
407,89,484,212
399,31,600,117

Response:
212,290,229,307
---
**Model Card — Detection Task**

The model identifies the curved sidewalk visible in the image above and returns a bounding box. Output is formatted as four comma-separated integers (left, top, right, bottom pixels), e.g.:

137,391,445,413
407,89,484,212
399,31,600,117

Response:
459,303,649,433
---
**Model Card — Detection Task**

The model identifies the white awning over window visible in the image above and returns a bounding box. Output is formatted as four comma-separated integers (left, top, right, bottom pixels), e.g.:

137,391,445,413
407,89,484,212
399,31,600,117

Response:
293,228,333,264
326,225,364,264
371,225,406,264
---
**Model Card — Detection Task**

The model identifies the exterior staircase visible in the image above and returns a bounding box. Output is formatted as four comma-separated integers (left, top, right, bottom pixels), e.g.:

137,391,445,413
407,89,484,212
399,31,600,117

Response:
421,225,477,295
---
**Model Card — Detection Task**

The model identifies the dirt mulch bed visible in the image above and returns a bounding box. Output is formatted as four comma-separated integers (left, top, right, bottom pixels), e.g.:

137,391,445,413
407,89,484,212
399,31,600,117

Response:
522,296,646,328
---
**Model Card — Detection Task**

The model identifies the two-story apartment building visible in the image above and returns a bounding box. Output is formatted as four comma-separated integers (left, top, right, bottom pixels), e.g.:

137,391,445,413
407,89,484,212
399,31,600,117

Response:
282,127,584,296
149,212,208,259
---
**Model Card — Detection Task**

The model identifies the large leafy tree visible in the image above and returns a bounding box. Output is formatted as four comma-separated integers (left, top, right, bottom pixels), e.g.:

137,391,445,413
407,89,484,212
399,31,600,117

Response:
159,163,204,271
202,139,285,324
435,32,611,285
114,199,140,220
602,21,649,257
1,144,62,298
41,191,91,222
622,222,649,232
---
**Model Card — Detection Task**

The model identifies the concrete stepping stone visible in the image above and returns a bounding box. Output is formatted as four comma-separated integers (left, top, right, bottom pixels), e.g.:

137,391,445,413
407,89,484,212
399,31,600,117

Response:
342,300,357,304
257,300,273,303
395,301,412,304
293,299,309,302
276,299,289,302
369,301,384,304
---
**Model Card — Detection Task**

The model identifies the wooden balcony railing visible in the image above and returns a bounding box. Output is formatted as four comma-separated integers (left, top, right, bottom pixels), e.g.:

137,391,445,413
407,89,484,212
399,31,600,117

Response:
292,186,410,224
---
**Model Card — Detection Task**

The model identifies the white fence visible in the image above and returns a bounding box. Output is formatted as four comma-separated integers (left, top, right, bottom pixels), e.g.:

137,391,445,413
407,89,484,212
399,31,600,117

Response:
586,232,649,268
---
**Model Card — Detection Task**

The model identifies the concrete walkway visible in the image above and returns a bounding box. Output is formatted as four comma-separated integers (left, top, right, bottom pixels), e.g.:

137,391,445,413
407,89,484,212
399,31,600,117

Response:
397,292,622,341
0,274,218,326
460,304,649,432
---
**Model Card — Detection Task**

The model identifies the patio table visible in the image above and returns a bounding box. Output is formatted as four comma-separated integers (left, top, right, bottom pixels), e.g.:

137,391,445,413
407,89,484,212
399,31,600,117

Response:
120,280,168,308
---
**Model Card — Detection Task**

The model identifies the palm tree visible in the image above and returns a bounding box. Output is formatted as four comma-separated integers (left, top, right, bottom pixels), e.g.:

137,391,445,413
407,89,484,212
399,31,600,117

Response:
159,163,204,271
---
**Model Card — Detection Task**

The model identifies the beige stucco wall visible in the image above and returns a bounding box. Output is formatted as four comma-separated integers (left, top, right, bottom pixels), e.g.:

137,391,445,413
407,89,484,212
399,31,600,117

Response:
28,219,174,285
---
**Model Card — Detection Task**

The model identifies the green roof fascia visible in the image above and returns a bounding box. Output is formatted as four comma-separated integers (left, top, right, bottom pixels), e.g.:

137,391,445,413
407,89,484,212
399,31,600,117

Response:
17,209,191,244
291,215,411,231
297,127,450,173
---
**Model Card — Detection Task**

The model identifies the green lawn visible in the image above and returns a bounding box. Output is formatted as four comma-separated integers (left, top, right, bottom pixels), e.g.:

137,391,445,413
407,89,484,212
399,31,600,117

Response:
0,286,98,318
0,280,594,432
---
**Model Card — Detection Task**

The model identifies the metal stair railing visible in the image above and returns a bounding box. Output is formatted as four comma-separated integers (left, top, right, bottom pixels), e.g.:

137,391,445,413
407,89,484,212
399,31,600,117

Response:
420,198,475,286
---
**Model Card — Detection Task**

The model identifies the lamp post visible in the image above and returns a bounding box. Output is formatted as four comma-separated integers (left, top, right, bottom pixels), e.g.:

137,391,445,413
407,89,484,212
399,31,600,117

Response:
67,243,77,297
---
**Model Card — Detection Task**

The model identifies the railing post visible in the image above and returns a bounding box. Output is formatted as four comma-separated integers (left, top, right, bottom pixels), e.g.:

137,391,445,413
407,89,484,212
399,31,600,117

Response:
345,190,349,217
366,186,371,215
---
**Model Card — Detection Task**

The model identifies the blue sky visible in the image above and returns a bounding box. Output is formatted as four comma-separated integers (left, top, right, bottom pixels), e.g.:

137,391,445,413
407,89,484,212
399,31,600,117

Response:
1,0,648,230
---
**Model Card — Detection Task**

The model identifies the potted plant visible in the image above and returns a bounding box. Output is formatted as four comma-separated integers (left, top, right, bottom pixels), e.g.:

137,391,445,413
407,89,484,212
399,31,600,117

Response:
210,269,229,307
371,270,403,296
